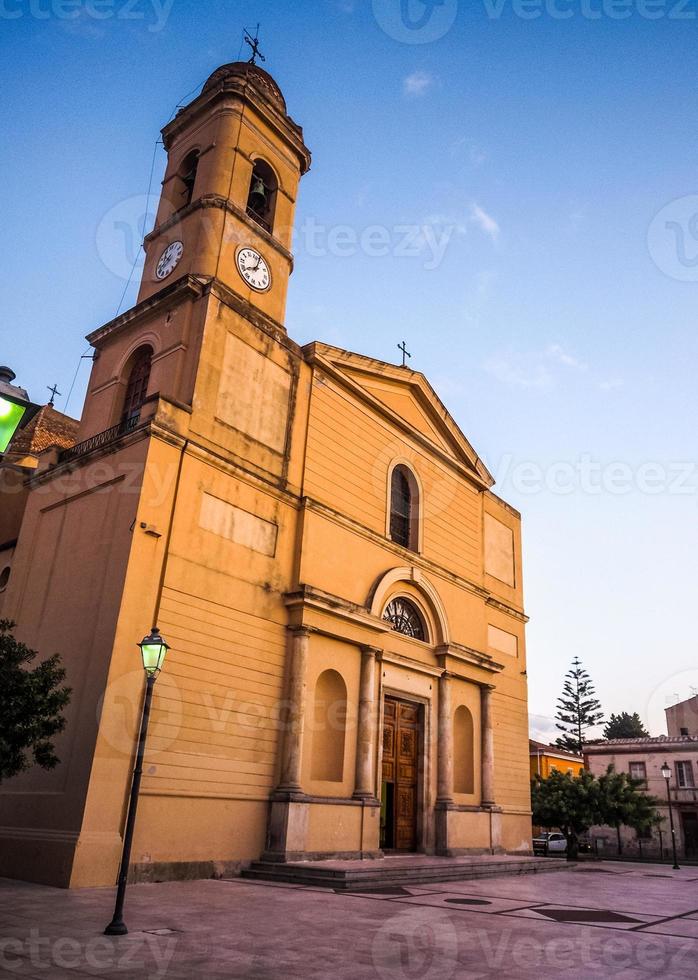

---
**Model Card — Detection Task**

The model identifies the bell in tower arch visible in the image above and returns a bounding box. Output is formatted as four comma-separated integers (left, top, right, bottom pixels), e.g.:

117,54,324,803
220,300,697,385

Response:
249,176,267,212
246,160,277,233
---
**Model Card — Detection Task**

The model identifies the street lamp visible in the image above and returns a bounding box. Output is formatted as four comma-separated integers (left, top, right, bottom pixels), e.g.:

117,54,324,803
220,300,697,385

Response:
0,367,40,454
660,761,680,870
105,627,170,936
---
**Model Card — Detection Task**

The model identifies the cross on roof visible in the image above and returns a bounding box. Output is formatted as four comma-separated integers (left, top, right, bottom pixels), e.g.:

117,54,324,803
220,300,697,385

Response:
244,25,266,65
47,383,61,407
397,341,412,367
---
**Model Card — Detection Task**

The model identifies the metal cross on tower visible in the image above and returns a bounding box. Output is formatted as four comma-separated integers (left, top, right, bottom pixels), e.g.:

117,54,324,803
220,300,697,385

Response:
47,384,61,407
244,25,266,65
397,341,412,367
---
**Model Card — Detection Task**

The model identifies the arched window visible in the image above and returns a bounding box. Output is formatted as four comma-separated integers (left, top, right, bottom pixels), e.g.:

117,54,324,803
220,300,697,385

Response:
176,149,200,209
311,669,347,782
389,464,419,551
121,346,152,425
453,705,475,794
383,597,426,641
246,159,278,233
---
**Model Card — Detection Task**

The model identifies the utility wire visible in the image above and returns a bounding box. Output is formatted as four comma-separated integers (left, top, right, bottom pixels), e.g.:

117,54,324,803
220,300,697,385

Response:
66,62,232,416
114,137,162,317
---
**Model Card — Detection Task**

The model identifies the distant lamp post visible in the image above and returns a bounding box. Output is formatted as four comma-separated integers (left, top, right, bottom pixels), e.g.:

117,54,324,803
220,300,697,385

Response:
660,761,680,870
105,628,170,936
0,367,40,454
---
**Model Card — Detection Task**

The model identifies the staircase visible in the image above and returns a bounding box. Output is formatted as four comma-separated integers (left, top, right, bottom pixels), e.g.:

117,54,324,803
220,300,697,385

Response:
242,854,568,890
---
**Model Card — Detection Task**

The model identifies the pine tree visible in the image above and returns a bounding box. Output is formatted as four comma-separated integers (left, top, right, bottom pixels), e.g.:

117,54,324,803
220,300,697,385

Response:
603,711,649,740
555,657,604,754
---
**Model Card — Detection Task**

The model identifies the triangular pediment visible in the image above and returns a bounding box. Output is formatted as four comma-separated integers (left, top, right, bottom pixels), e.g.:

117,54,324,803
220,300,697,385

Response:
305,343,494,487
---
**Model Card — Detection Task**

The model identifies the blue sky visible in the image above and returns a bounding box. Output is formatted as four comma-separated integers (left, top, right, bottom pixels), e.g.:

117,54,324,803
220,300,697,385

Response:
2,0,698,739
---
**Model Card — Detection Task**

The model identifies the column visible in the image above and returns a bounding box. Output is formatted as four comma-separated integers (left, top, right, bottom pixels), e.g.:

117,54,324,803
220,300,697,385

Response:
354,646,379,799
437,671,454,804
481,684,495,807
277,626,311,793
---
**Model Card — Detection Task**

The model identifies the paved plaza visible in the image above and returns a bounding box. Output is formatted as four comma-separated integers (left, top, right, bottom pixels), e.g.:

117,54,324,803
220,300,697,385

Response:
1,861,698,978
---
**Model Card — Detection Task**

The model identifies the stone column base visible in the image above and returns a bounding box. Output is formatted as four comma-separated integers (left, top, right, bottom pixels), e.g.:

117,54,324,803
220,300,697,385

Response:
263,796,310,862
435,801,453,856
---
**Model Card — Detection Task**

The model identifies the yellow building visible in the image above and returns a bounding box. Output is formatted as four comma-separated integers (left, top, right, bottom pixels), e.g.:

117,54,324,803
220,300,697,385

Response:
0,61,532,887
529,740,585,779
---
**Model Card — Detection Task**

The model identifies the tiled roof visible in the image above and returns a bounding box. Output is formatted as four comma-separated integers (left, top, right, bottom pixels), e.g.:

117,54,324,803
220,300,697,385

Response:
585,735,698,751
529,739,583,760
8,405,78,455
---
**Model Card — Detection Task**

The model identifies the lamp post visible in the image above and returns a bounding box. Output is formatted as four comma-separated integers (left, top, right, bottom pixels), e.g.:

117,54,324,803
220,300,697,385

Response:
0,367,40,454
660,761,680,871
105,628,170,936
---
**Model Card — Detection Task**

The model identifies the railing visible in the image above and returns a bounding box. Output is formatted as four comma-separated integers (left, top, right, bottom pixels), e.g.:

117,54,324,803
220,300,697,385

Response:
58,414,141,464
246,204,272,234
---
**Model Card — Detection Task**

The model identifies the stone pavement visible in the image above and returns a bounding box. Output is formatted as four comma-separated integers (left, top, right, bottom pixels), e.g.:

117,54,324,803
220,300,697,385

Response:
1,861,698,978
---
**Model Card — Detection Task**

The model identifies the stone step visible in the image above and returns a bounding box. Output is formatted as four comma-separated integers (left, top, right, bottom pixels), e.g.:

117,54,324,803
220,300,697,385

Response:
242,856,568,890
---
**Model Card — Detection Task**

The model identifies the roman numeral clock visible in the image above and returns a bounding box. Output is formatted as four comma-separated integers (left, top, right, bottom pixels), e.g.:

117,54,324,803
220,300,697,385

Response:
235,246,272,292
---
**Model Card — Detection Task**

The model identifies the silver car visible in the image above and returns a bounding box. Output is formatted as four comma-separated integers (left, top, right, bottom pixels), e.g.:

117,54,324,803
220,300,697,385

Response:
532,831,567,855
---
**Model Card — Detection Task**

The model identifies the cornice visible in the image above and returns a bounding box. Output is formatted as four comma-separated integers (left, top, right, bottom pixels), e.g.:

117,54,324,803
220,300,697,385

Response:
161,75,311,174
85,275,207,347
143,194,295,269
436,643,504,676
284,584,390,636
485,595,528,623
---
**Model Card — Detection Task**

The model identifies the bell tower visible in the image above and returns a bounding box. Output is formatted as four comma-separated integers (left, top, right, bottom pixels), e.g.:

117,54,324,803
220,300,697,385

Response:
138,61,311,326
74,61,311,444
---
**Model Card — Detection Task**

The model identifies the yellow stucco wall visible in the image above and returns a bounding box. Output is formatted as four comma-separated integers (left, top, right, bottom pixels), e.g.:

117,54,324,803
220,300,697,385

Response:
530,752,585,779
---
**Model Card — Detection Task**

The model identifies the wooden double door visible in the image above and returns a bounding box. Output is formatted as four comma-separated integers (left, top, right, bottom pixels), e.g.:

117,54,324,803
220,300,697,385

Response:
380,697,421,851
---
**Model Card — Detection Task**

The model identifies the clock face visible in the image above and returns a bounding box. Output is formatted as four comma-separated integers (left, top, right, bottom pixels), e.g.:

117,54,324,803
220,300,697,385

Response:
236,246,272,292
155,241,184,280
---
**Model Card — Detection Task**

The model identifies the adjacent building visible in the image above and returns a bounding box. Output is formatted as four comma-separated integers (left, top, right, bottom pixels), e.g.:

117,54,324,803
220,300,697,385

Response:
529,740,584,780
585,722,698,860
0,61,532,887
0,403,77,617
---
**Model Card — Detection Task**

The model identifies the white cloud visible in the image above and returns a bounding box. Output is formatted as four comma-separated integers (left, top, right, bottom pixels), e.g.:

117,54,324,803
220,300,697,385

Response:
599,378,624,391
469,202,500,242
484,353,553,389
546,343,587,371
484,343,587,388
450,138,487,168
529,713,559,745
463,269,497,325
469,144,487,168
403,71,435,97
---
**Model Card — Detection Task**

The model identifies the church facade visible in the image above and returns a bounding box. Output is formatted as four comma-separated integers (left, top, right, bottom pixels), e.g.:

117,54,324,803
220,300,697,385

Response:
0,62,532,887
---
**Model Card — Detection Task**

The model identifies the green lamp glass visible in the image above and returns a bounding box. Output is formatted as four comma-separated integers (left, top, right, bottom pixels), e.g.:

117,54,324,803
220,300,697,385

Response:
0,367,40,454
138,627,170,676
